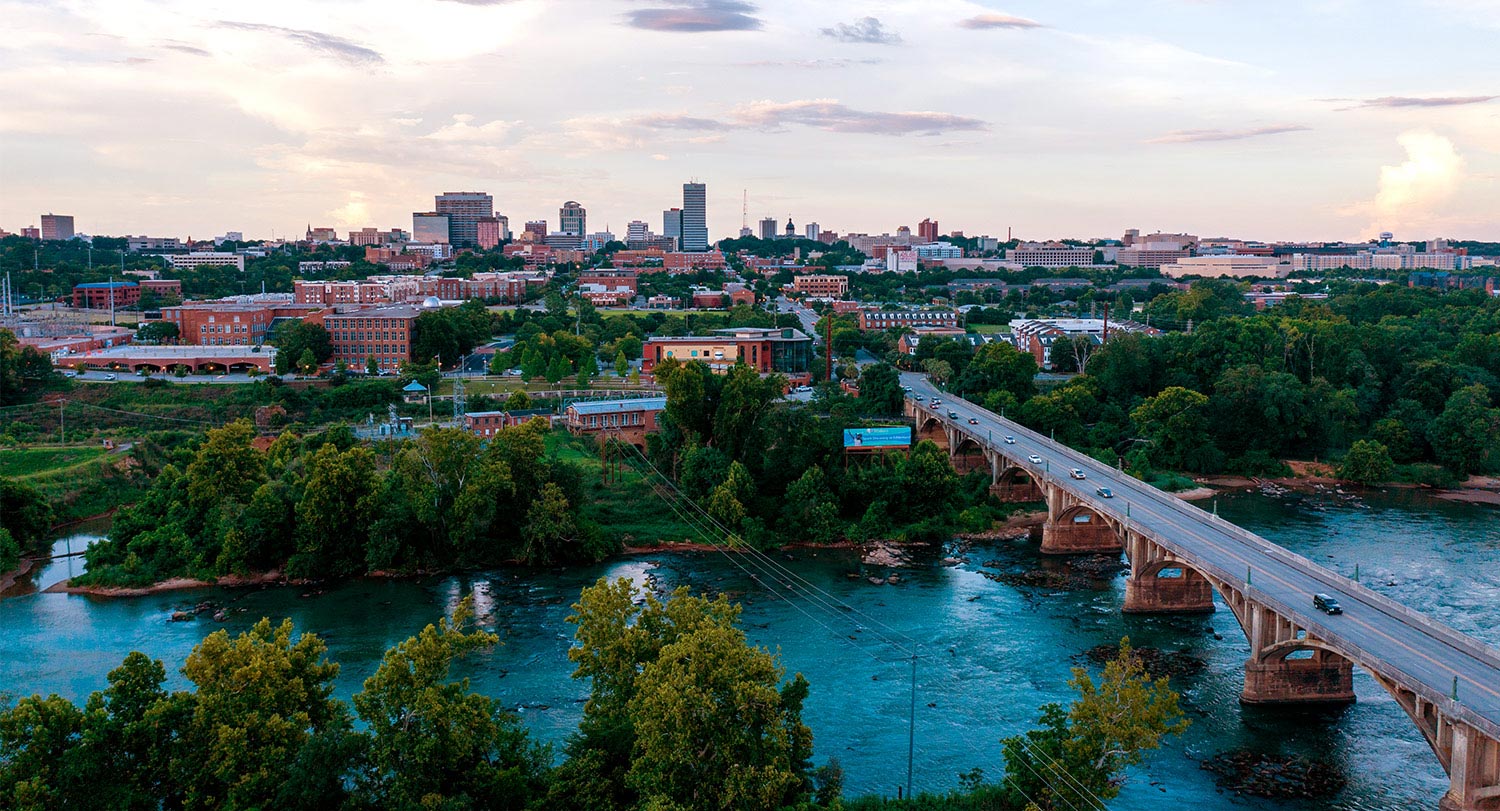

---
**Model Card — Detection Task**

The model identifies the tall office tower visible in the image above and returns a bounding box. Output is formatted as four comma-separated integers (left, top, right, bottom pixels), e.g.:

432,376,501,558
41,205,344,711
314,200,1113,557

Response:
805,222,821,241
40,214,75,241
559,201,586,235
476,217,504,249
918,218,939,243
435,192,493,247
758,217,778,241
680,182,707,252
662,208,682,248
627,220,650,242
412,212,451,244
494,214,511,241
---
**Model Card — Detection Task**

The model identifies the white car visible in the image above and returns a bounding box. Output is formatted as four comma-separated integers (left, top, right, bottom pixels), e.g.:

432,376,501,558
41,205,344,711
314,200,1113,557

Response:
1027,454,1042,464
103,373,118,381
1003,436,1016,444
795,385,813,393
1069,468,1087,480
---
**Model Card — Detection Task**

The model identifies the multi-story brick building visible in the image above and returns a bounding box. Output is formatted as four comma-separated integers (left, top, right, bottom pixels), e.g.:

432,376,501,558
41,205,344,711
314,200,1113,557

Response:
857,309,960,331
464,408,554,438
323,304,420,373
160,301,327,346
642,327,812,380
690,283,755,309
663,251,727,273
791,274,848,298
71,279,183,309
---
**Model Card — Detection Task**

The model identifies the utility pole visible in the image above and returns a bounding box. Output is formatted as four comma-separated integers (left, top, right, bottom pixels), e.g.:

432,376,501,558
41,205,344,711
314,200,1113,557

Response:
1102,301,1110,343
907,653,917,800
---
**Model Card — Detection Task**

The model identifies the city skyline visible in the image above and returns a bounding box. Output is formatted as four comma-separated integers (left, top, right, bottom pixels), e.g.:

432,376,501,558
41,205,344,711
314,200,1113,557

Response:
3,0,1498,242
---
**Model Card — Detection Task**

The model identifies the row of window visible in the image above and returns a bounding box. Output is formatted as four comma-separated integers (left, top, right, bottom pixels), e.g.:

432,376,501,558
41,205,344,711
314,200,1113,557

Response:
577,411,647,428
336,345,407,357
334,331,403,342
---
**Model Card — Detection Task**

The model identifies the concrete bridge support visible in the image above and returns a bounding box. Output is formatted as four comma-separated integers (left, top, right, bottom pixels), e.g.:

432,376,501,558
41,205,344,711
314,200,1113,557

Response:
1231,602,1355,705
1039,486,1123,555
1122,533,1214,613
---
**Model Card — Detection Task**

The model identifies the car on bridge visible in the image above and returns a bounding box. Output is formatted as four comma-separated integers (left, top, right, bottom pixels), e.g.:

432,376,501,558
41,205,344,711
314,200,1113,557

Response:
948,410,959,419
1003,435,1015,444
1027,454,1042,464
914,395,924,401
1095,487,1113,498
1314,593,1343,615
929,402,940,409
968,417,978,425
1069,468,1087,480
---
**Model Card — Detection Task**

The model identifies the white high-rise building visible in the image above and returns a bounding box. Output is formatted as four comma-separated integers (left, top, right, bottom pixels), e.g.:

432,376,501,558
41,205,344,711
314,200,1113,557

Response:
805,222,821,241
627,220,650,242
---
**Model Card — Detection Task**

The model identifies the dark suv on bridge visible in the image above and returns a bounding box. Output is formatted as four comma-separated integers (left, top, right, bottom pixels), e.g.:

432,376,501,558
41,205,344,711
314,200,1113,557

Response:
1314,593,1343,615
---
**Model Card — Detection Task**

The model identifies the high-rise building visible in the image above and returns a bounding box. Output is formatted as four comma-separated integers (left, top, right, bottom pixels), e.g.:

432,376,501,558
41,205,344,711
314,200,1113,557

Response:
559,201,586,235
805,222,821,241
662,208,682,248
476,217,504,250
918,218,939,243
523,221,547,242
40,214,74,241
680,183,708,252
627,221,650,242
758,217,778,241
412,212,450,244
435,192,493,247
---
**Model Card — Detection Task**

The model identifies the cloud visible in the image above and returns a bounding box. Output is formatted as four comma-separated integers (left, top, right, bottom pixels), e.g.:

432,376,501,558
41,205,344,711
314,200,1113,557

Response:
435,0,516,4
738,57,882,69
1146,124,1310,144
959,13,1044,30
1346,95,1496,109
625,0,762,32
631,113,731,130
821,16,901,44
730,99,987,135
162,43,212,57
1370,131,1464,224
216,21,383,64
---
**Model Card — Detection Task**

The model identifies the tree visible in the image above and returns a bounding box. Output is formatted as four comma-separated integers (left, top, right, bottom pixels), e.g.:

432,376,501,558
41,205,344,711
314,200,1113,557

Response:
1001,639,1188,810
135,321,180,344
1129,386,1221,473
1430,384,1499,477
366,356,379,376
1339,439,1393,485
0,693,84,810
384,428,513,568
351,597,547,810
0,527,19,574
520,482,602,566
956,341,1038,404
613,350,629,378
297,348,318,375
169,619,347,810
503,390,532,411
183,420,265,511
289,444,379,578
273,321,333,375
857,362,903,416
782,466,841,544
576,351,598,388
545,355,571,385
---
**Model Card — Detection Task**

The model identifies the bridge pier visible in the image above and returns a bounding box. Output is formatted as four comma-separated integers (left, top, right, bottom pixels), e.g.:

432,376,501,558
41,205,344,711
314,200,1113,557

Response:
1040,485,1123,555
1439,722,1500,811
1241,653,1355,705
1121,533,1215,613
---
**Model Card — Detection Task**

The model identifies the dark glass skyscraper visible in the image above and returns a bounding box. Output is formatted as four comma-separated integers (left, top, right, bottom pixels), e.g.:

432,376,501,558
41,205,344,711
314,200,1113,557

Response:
680,182,707,252
435,191,493,247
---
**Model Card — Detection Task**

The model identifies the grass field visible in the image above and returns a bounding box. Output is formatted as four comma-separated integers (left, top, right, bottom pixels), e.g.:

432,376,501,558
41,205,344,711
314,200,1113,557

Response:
545,431,701,547
0,446,110,479
969,323,1011,334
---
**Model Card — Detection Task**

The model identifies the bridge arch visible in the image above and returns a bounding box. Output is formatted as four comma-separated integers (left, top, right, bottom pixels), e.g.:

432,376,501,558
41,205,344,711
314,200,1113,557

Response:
993,465,1042,502
951,435,986,473
915,415,948,450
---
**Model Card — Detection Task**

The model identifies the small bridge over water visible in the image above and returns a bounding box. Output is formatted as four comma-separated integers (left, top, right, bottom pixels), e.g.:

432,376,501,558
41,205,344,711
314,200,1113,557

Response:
903,372,1500,811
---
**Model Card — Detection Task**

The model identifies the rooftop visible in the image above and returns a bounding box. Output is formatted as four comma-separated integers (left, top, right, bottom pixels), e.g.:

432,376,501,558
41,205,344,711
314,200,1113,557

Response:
567,397,667,416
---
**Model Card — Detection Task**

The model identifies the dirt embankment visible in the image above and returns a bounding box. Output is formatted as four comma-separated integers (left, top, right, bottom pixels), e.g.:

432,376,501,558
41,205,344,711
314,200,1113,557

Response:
45,570,284,598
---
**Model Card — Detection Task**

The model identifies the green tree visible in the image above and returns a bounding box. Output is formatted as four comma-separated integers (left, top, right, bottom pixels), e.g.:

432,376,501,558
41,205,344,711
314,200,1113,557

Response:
857,362,903,416
520,481,602,566
1129,386,1221,472
1339,439,1394,485
1001,639,1188,810
613,350,629,378
289,444,379,578
0,527,19,574
135,321,180,344
366,356,379,376
383,428,513,568
351,597,547,810
169,619,348,810
297,347,318,375
1430,384,1499,476
183,420,265,511
546,355,571,385
0,693,84,810
503,390,532,411
782,466,841,544
272,321,333,375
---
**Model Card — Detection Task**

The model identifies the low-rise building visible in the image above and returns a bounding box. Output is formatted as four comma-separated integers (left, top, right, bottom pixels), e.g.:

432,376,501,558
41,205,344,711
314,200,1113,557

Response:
663,251,727,273
898,326,969,355
562,397,666,447
643,327,813,379
690,283,755,309
465,408,554,438
165,252,246,271
1009,318,1159,368
857,309,960,331
1163,255,1290,279
71,279,182,308
791,274,849,299
1007,243,1095,268
160,301,326,346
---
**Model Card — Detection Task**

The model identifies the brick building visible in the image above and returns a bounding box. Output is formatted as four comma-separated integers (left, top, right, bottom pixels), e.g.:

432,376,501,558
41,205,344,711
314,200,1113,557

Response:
856,309,960,331
790,274,848,298
160,301,327,346
662,251,727,273
71,279,183,308
562,397,666,447
324,304,420,373
642,327,812,380
465,408,554,438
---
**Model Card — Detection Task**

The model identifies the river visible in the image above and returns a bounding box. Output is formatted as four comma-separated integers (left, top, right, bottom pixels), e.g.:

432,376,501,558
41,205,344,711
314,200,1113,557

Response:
2,489,1496,809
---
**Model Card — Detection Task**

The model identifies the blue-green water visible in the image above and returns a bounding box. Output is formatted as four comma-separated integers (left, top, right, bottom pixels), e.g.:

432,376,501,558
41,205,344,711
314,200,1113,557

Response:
2,489,1496,809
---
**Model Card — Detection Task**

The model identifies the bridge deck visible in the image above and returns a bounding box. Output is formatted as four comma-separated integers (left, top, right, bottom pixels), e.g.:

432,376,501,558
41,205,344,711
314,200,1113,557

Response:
903,373,1500,741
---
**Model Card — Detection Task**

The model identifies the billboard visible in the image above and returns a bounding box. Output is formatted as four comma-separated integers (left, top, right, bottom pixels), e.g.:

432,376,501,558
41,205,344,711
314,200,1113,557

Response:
843,426,911,449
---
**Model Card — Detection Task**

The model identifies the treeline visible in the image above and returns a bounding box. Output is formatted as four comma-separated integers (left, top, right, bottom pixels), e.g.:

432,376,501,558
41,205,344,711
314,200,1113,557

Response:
77,418,612,588
922,282,1500,483
0,477,54,574
648,359,1002,545
0,581,1186,811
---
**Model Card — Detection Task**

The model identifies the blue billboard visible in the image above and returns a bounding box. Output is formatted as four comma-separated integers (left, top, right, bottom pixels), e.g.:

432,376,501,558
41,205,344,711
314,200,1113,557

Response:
843,426,911,449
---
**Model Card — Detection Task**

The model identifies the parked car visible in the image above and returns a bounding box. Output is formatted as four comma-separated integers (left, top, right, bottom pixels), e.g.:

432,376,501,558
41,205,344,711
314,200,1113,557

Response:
103,373,117,381
1096,487,1114,499
968,417,978,425
1314,593,1343,615
1003,436,1016,444
1027,454,1042,464
1069,468,1086,480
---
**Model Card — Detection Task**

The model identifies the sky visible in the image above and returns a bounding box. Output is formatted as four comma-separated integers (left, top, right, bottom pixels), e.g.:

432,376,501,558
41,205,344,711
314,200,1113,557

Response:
2,0,1498,244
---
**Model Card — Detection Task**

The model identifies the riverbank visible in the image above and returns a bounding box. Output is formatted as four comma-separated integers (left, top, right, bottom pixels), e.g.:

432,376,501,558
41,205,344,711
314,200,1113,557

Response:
45,570,285,597
1198,471,1500,507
